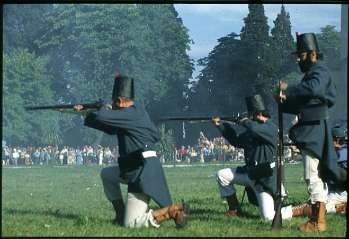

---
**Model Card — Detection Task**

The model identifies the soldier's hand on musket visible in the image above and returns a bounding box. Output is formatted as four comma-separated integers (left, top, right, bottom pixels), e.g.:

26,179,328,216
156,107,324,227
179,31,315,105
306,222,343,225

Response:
74,104,84,112
279,81,288,91
212,117,221,126
102,103,113,110
239,117,249,123
279,81,288,103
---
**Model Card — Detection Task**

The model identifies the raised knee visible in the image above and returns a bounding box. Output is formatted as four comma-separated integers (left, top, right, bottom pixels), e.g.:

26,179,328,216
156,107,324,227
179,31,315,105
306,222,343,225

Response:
216,170,224,182
216,169,230,186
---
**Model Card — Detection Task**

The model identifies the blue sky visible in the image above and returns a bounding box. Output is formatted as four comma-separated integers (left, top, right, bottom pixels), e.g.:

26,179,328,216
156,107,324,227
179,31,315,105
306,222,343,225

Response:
174,4,342,79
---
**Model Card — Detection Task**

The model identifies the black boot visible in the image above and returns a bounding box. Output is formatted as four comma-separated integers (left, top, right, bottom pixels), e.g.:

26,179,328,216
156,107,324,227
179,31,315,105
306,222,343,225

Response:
111,199,125,225
225,193,241,217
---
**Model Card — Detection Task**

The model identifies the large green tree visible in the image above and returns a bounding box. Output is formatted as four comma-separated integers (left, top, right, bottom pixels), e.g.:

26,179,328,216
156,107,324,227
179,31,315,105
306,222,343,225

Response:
4,4,193,146
3,4,54,55
316,25,346,122
239,4,276,111
3,48,59,146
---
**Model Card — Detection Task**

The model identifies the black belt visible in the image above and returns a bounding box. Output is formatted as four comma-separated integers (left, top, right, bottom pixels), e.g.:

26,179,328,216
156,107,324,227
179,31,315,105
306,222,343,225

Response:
298,104,329,121
118,149,157,173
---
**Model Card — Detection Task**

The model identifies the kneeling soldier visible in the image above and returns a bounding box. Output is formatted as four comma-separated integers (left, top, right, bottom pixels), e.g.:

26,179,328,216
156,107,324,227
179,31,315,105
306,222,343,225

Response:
75,73,188,228
213,94,286,221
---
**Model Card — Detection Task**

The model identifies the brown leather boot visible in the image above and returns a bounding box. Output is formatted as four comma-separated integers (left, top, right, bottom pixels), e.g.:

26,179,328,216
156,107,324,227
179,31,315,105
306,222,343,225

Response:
335,202,347,213
292,203,312,217
224,193,241,217
111,199,125,225
298,201,326,232
152,203,189,228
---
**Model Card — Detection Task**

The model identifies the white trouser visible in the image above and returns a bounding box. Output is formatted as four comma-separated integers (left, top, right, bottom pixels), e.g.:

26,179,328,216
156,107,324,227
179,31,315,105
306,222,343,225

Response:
326,190,347,213
124,192,160,228
216,167,293,220
301,149,328,203
100,166,160,228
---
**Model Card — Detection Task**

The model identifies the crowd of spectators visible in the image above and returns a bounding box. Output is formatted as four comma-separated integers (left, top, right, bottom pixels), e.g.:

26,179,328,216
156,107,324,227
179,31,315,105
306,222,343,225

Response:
2,144,118,166
174,132,245,163
173,132,304,164
2,131,303,166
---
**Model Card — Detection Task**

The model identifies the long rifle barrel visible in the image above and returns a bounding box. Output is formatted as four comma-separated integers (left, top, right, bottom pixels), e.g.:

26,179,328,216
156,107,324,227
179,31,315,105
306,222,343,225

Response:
25,100,105,111
272,101,283,230
160,113,247,123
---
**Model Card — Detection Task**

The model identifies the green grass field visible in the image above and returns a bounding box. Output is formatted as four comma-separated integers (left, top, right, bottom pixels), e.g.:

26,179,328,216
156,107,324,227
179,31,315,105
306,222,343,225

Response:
2,162,347,237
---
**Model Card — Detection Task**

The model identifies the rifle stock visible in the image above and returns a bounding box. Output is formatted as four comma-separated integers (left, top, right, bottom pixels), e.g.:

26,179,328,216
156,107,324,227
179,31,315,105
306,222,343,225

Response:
272,101,283,230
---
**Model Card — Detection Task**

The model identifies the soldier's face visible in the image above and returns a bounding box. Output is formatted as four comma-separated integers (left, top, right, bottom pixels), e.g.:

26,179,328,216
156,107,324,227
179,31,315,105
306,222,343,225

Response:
296,52,308,62
296,51,317,73
116,97,134,108
255,113,268,123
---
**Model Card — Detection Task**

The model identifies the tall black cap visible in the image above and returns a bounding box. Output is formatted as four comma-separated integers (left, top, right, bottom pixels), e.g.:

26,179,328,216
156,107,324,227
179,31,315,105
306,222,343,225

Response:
332,125,345,139
245,94,267,113
292,32,320,55
112,73,135,100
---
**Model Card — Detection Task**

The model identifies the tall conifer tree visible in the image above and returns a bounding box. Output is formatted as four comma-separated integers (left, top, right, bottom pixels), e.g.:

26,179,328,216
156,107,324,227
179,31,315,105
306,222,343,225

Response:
271,5,296,79
240,4,275,109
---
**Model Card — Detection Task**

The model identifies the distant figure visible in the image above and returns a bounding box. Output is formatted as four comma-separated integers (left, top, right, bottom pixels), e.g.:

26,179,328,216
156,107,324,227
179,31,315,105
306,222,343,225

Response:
76,148,83,165
12,149,19,166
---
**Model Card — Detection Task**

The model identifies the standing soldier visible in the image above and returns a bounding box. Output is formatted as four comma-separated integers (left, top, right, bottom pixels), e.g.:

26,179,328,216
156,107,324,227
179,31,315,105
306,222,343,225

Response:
278,33,341,232
74,73,188,228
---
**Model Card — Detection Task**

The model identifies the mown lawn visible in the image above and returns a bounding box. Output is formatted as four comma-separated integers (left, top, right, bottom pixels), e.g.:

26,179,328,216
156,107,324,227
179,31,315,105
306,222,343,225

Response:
1,163,347,237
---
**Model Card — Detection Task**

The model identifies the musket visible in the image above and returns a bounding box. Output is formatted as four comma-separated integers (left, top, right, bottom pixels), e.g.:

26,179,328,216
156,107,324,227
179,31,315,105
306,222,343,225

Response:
24,99,106,112
272,100,284,230
160,112,248,123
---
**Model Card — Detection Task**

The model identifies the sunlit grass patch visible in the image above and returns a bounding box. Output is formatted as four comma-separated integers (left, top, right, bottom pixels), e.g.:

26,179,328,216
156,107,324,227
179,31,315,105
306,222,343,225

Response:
2,163,347,237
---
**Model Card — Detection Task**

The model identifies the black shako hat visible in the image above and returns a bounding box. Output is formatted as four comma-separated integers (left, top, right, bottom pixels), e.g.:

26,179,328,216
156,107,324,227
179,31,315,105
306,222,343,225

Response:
292,33,321,55
112,73,135,100
245,94,267,114
332,125,345,139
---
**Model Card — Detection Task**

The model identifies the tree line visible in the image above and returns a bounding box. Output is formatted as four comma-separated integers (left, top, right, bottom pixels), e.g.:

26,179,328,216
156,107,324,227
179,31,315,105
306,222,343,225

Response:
183,4,345,145
3,4,345,147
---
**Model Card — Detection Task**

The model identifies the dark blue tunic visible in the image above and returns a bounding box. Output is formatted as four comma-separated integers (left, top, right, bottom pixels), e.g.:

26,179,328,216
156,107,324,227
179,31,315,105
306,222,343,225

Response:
281,62,341,185
84,101,172,207
217,119,278,196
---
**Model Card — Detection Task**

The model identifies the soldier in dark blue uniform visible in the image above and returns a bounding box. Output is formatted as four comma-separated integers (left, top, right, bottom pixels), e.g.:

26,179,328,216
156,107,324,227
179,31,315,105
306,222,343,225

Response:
74,73,188,228
213,95,285,221
278,33,341,232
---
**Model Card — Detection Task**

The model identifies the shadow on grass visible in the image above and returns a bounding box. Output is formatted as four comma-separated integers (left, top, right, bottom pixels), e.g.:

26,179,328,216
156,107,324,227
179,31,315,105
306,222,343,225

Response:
185,198,260,220
3,207,113,226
